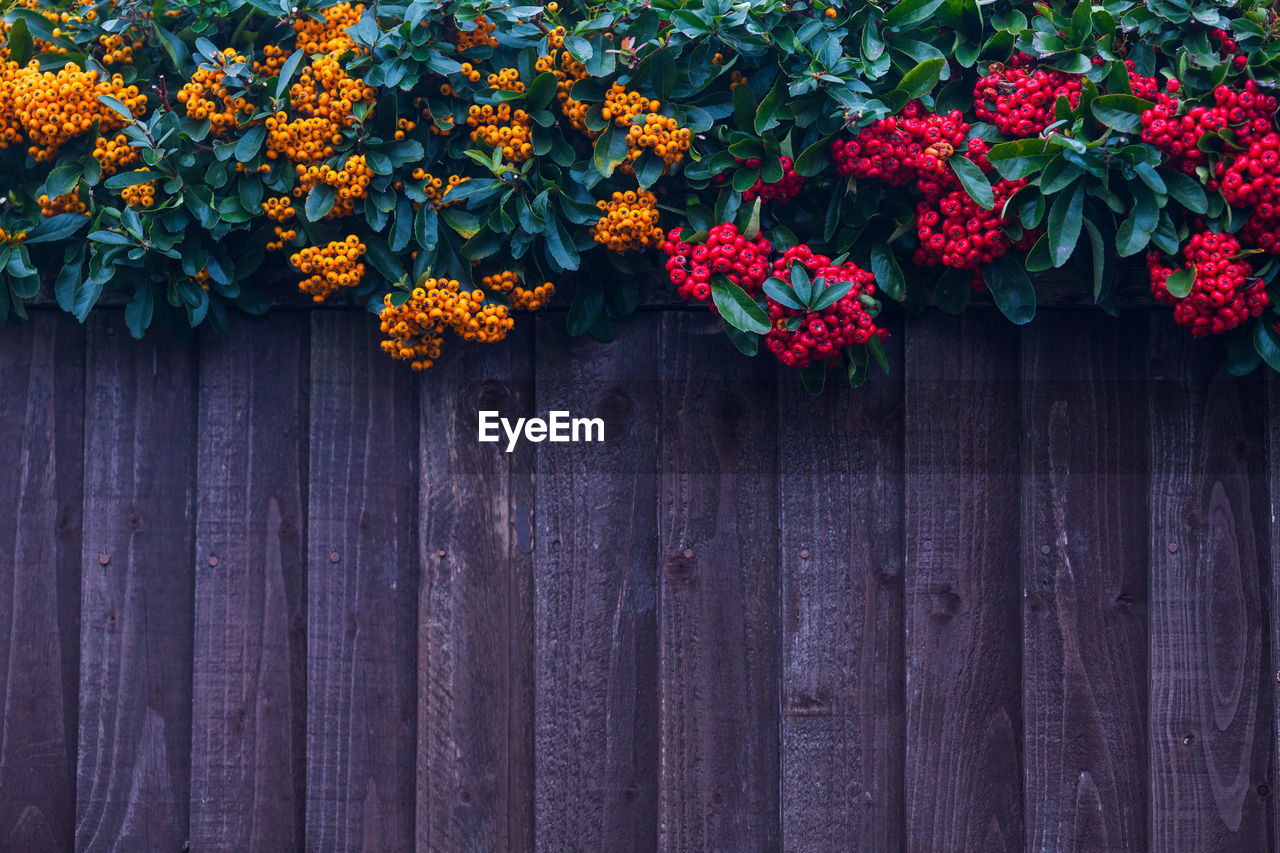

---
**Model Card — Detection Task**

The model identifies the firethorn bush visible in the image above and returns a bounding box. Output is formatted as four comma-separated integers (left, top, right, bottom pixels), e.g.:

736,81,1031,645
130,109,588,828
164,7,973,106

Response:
6,0,1280,390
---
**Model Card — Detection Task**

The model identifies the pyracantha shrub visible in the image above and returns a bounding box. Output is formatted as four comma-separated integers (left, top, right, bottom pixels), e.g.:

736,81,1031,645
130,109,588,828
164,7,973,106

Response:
3,0,1280,389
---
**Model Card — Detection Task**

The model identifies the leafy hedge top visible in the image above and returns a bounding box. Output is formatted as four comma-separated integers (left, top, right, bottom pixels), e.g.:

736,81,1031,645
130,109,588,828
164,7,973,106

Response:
2,0,1280,390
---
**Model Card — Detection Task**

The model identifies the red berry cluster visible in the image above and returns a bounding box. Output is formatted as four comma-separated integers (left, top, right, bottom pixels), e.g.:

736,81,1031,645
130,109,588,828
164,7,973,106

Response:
831,101,968,196
1140,81,1274,177
661,222,772,301
913,178,1029,272
1147,231,1268,336
765,245,887,368
1209,27,1247,67
738,156,804,204
972,65,1083,137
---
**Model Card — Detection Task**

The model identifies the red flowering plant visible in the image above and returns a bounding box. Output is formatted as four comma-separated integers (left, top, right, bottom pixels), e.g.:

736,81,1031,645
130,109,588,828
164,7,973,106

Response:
3,0,1280,391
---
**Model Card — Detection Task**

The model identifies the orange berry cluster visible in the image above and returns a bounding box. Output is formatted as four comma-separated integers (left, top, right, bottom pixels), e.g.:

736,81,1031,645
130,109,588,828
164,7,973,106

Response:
290,236,367,302
454,16,498,51
5,63,145,162
487,67,524,93
379,277,514,370
266,51,376,164
481,269,520,292
466,103,534,162
121,179,156,208
176,49,251,137
293,154,373,218
511,281,555,311
193,269,212,291
292,3,363,56
37,191,86,217
457,62,483,83
591,190,663,252
623,113,690,171
0,61,25,148
536,46,590,133
480,269,556,311
413,171,469,207
253,44,289,79
0,227,27,246
602,82,659,125
261,196,297,250
98,31,143,65
92,132,139,176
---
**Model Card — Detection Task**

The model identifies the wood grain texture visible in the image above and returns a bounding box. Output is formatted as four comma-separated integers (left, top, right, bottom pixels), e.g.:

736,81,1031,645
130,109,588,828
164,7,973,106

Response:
190,315,309,850
658,312,781,851
778,330,906,851
1147,318,1273,852
76,313,198,850
417,324,535,853
903,309,1023,852
1020,313,1150,851
0,313,84,852
306,313,418,851
534,317,660,852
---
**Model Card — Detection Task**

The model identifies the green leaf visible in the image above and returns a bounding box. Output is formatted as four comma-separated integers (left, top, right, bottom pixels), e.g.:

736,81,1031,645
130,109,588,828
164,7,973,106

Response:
44,162,82,199
793,135,833,177
592,124,629,177
722,321,759,356
1164,266,1195,298
1090,94,1154,133
544,217,580,271
124,284,154,339
884,0,948,28
364,238,406,284
23,213,88,245
235,124,267,162
1254,320,1280,372
790,262,814,306
527,70,558,111
846,346,870,387
732,81,757,132
812,279,855,311
949,155,994,210
567,280,604,336
98,95,136,123
799,364,827,395
869,243,906,301
754,83,785,135
1072,0,1093,43
983,255,1036,325
1162,170,1208,214
1047,182,1084,267
274,49,306,100
763,276,805,310
564,34,593,62
711,274,771,334
9,18,33,68
896,58,945,100
867,336,890,374
304,183,336,221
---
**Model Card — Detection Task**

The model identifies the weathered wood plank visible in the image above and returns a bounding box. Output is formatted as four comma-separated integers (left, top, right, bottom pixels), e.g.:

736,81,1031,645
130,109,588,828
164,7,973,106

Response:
417,325,535,852
658,312,781,851
0,313,84,852
903,309,1023,851
1147,319,1273,851
75,314,198,850
1021,313,1150,851
777,329,906,850
190,316,309,850
306,313,418,851
1270,372,1280,852
534,317,660,852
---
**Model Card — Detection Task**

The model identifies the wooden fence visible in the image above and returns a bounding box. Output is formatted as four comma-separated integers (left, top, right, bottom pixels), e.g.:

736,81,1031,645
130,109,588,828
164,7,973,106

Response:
0,301,1276,851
